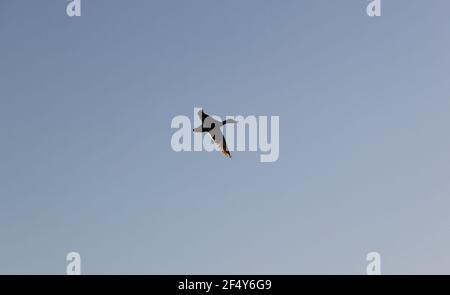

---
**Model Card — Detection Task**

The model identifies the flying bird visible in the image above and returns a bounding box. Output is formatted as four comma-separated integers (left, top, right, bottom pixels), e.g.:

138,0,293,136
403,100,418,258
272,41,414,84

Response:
192,109,238,158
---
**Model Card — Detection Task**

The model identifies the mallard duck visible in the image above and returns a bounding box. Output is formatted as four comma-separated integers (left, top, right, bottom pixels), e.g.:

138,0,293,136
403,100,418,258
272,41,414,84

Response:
192,109,237,158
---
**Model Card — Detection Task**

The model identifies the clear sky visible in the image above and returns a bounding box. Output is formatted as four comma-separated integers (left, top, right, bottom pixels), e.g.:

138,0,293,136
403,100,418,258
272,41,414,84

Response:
1,0,450,274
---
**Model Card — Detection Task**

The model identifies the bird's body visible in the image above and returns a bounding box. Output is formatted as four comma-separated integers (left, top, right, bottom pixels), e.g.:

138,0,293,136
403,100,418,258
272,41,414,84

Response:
192,110,237,158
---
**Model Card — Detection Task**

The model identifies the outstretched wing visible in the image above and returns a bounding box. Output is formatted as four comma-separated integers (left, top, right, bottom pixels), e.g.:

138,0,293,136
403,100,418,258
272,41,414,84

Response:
207,128,232,158
198,109,221,126
197,109,206,121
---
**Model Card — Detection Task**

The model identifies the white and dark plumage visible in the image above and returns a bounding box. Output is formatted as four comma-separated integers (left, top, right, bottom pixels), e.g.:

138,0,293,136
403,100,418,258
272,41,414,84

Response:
192,109,238,158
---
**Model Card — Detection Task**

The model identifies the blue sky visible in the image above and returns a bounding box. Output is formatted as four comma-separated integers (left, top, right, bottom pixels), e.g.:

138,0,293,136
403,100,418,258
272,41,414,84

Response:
1,0,450,274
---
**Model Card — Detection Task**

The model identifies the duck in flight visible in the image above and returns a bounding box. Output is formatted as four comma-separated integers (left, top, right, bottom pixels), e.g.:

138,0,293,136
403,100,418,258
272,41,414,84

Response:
192,109,238,158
